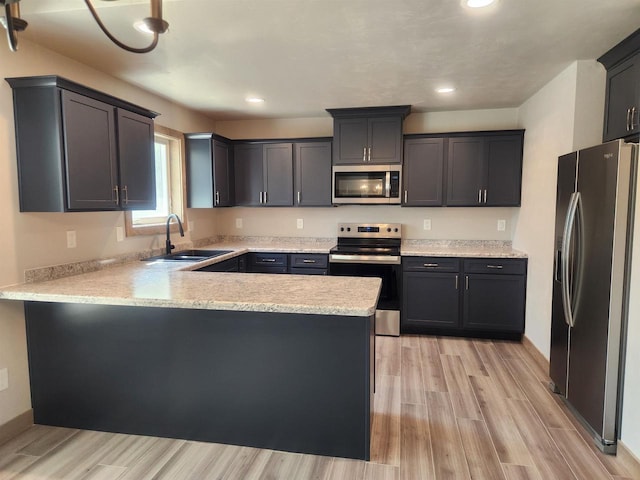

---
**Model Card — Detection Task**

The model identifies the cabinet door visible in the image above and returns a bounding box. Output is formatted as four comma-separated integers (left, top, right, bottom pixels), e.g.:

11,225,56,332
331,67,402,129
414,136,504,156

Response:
213,140,233,206
603,54,639,142
403,138,444,206
264,143,293,206
463,274,525,332
402,272,460,328
295,142,332,206
446,137,485,206
61,91,119,210
333,117,368,164
117,109,155,210
485,135,523,206
234,144,263,206
368,116,403,164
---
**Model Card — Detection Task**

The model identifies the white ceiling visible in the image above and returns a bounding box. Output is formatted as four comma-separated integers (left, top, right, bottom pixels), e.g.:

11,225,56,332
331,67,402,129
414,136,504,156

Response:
15,0,640,120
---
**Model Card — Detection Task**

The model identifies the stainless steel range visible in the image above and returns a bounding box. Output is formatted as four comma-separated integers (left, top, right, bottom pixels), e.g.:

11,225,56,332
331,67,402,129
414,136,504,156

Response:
329,223,401,336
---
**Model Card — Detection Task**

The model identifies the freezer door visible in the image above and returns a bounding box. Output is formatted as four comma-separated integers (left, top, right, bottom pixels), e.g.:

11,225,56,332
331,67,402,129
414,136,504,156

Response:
549,152,577,394
567,140,632,443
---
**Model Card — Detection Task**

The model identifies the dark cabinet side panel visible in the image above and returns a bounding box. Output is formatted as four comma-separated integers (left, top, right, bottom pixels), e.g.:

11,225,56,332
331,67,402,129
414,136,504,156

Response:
234,144,264,206
446,137,484,206
117,109,156,210
403,138,444,206
185,137,214,208
61,91,119,211
485,135,523,206
295,142,332,206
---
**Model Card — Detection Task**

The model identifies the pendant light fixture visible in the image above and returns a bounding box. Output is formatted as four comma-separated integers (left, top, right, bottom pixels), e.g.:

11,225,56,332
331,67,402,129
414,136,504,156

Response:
0,0,169,53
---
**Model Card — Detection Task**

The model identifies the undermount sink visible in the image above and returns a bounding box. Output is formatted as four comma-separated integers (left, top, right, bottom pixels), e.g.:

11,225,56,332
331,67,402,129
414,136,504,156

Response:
142,249,233,262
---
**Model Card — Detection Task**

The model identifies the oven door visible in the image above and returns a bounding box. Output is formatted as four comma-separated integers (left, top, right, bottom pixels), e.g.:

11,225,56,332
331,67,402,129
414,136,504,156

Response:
329,260,401,336
332,165,401,204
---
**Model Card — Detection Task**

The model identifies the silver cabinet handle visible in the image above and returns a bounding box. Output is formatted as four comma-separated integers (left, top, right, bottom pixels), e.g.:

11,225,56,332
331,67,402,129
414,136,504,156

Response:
404,190,408,203
483,189,487,203
423,263,439,267
260,191,264,204
297,191,301,204
486,264,503,269
455,275,459,290
122,185,128,205
363,147,367,162
368,147,371,162
627,108,632,131
215,191,220,205
262,258,277,263
478,189,482,203
632,107,637,131
264,191,268,204
113,185,119,205
465,275,469,290
302,259,316,264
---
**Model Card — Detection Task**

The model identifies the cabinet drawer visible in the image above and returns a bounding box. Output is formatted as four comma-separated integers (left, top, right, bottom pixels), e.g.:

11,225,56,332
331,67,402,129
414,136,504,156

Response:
249,252,288,267
463,258,526,275
403,257,460,273
289,267,328,275
196,257,238,273
290,253,328,269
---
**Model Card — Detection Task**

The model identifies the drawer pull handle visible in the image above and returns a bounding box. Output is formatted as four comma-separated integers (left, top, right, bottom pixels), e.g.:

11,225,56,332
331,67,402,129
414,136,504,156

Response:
487,264,503,269
423,263,439,267
262,258,277,263
302,259,316,264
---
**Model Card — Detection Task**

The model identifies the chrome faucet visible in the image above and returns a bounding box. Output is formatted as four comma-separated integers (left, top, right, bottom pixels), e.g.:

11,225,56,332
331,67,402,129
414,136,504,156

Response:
165,213,184,254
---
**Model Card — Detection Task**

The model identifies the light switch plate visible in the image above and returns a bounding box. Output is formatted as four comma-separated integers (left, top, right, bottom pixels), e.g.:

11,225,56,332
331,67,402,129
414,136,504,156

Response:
235,218,243,229
497,219,506,231
0,368,8,392
66,230,77,248
423,219,432,231
116,226,124,242
297,218,304,229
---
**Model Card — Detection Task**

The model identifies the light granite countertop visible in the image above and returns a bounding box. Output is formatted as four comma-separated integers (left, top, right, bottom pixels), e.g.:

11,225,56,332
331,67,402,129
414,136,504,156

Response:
0,250,381,317
0,238,526,317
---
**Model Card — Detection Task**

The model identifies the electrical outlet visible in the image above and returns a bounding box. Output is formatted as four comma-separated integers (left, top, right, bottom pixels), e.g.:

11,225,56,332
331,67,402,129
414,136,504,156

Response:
235,218,243,229
423,219,432,231
188,220,194,232
497,219,506,231
66,230,77,248
296,218,304,229
0,368,8,392
116,226,124,242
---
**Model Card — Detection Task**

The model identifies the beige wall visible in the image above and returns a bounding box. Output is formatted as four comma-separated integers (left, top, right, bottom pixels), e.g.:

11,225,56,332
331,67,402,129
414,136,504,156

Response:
0,39,216,426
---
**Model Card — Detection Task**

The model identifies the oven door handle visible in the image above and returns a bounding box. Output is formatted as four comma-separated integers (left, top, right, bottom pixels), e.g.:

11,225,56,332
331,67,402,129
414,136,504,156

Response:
329,254,401,265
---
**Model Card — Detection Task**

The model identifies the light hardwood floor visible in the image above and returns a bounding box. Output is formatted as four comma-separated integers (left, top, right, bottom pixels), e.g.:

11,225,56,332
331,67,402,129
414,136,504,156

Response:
1,335,638,480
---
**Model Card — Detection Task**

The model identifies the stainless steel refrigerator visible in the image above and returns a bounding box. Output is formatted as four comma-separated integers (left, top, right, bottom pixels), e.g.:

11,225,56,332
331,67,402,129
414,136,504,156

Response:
549,139,637,454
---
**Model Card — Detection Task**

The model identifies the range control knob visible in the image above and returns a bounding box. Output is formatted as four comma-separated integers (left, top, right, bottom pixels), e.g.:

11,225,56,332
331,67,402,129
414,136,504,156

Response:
394,228,399,232
340,227,344,232
387,227,392,232
347,227,351,232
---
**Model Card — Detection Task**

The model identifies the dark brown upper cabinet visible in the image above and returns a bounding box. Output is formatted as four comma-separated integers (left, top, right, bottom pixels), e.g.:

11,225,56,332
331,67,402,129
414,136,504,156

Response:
6,75,157,212
327,106,410,165
185,134,234,208
598,29,640,143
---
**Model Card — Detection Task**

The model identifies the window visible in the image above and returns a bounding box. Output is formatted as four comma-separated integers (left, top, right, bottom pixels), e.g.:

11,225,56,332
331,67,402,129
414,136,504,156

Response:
125,125,186,236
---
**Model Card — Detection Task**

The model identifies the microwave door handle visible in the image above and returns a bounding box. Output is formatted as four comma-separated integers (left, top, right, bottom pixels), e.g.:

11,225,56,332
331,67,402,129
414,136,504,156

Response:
385,171,391,198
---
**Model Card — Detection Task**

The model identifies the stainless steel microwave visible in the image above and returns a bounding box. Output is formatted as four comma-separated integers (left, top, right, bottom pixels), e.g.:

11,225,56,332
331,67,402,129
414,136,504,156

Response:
332,164,402,204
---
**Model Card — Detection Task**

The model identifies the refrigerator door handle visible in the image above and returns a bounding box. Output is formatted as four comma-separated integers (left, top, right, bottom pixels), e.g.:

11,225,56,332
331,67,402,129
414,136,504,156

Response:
561,192,580,327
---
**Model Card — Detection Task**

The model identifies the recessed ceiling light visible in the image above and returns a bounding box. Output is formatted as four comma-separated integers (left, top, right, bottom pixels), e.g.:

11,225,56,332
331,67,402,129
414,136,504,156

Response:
436,87,456,94
466,0,496,7
246,97,265,104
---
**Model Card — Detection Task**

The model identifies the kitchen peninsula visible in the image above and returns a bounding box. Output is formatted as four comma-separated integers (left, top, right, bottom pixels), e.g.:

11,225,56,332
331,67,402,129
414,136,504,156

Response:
0,248,381,461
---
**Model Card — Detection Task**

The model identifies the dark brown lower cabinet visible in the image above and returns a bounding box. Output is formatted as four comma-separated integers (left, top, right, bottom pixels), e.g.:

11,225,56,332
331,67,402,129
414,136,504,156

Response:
402,256,527,338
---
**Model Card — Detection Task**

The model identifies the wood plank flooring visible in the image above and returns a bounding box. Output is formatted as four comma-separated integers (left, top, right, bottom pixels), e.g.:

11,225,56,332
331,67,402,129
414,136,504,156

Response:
1,335,638,479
